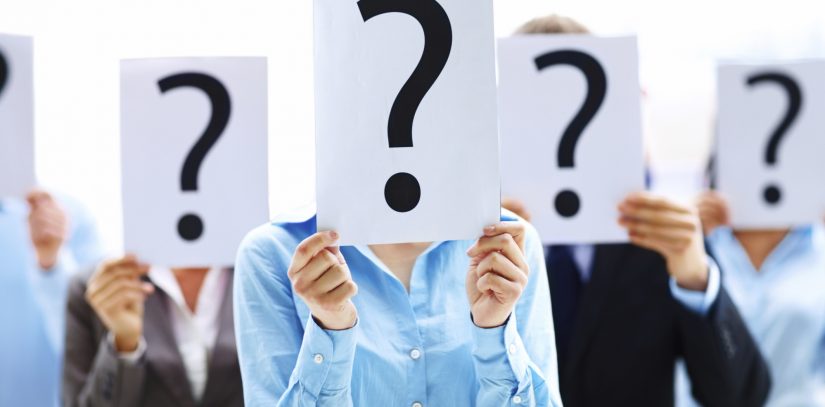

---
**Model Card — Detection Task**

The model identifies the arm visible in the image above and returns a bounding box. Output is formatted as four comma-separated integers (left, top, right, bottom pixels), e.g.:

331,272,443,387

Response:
676,286,771,407
29,193,104,353
62,272,148,407
618,192,771,406
466,220,562,407
234,226,357,407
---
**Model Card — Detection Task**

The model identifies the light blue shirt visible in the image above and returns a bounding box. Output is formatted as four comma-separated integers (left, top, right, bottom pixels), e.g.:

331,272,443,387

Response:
234,215,563,407
678,225,825,406
0,196,103,407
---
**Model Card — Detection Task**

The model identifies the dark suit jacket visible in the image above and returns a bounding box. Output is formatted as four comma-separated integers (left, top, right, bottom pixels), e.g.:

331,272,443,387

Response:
62,268,243,407
550,244,771,407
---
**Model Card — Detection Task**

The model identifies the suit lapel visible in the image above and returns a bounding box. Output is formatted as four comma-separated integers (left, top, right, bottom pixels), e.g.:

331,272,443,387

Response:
563,244,628,381
143,288,197,407
200,270,238,406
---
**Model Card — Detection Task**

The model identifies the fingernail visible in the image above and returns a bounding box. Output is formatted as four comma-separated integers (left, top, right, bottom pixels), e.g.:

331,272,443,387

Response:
485,225,496,233
328,231,339,240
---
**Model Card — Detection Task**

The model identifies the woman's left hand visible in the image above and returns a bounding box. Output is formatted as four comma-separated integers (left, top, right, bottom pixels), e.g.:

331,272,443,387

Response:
466,222,530,328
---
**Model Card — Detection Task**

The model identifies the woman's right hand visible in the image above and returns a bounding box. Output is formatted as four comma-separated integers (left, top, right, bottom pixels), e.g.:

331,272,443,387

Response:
85,255,154,352
696,191,731,236
288,231,358,330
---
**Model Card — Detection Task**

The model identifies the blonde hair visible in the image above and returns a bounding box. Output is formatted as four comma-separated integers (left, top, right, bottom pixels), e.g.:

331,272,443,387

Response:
515,14,590,35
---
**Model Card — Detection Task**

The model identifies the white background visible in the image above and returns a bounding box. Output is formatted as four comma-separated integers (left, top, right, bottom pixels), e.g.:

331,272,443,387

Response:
121,57,269,266
499,36,644,244
1,0,824,252
717,61,825,228
315,0,499,245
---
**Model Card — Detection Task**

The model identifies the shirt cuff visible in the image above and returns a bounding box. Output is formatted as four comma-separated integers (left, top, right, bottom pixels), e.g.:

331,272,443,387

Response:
471,315,531,397
291,316,358,397
669,257,721,316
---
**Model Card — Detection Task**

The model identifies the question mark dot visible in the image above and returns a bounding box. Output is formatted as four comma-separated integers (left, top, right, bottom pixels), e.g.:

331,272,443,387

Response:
555,190,581,218
385,172,421,213
178,213,204,241
763,185,782,205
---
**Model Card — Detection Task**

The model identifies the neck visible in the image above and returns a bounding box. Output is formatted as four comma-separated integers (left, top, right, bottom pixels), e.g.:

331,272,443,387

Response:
732,229,790,271
369,242,432,292
171,267,211,313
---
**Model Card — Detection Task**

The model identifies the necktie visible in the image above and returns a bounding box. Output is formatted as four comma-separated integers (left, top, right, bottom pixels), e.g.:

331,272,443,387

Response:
547,245,583,369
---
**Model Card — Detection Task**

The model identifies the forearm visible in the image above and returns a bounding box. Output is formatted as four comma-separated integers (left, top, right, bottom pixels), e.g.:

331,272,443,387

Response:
472,316,552,407
74,336,147,407
283,317,356,406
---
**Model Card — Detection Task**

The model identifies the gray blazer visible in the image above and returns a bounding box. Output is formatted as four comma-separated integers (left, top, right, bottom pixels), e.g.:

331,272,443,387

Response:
62,268,244,407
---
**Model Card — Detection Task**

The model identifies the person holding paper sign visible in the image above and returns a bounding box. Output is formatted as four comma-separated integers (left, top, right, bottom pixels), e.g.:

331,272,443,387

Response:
504,14,771,407
0,190,103,407
234,213,562,406
62,256,243,406
674,188,825,406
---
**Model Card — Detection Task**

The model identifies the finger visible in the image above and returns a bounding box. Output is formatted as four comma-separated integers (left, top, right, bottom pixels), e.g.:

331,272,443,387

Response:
621,219,694,247
467,234,527,271
617,204,697,230
476,252,528,286
291,250,340,293
618,212,697,234
97,288,149,313
481,222,526,250
322,280,358,308
26,189,51,207
627,229,692,253
305,265,350,298
88,264,149,298
89,280,148,309
621,192,692,215
327,246,346,265
476,272,520,300
290,231,339,273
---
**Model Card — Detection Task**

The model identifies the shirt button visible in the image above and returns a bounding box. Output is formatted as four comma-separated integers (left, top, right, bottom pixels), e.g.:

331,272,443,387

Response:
512,395,523,404
412,402,423,407
409,348,422,360
313,354,324,364
508,343,517,355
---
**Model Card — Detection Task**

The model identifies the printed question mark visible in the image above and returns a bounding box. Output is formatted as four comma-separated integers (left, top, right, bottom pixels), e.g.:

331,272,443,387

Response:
534,50,607,218
746,72,802,206
0,51,9,100
158,73,231,242
358,0,452,213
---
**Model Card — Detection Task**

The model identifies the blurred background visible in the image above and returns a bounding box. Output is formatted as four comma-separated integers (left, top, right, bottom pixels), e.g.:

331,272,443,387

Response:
1,0,824,252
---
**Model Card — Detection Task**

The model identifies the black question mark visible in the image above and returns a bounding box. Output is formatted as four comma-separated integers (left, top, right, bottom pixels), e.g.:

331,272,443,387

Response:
158,73,231,242
746,72,802,206
534,50,607,218
358,0,452,213
0,51,9,100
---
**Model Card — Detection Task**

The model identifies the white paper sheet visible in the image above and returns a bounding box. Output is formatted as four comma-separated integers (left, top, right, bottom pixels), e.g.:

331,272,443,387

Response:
0,34,35,197
717,60,825,229
499,35,645,244
121,57,269,267
314,0,500,245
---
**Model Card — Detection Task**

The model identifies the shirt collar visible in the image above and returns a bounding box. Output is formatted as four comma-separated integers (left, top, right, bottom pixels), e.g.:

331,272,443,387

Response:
148,266,227,315
353,241,448,280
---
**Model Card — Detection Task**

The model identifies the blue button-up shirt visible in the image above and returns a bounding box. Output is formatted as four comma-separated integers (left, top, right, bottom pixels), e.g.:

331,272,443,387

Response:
0,196,103,407
678,225,825,406
234,215,563,406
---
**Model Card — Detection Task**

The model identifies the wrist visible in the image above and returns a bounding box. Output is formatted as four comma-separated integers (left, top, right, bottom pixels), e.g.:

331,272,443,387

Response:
114,333,140,352
670,259,709,291
36,248,60,270
313,304,357,331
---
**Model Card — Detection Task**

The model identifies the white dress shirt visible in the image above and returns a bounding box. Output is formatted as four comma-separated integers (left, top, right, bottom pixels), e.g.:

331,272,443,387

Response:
116,267,228,401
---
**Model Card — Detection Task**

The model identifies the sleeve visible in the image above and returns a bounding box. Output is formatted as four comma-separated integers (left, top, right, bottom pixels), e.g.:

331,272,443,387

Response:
62,272,147,407
677,285,772,407
234,226,356,407
669,257,721,316
31,198,105,354
471,218,563,407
